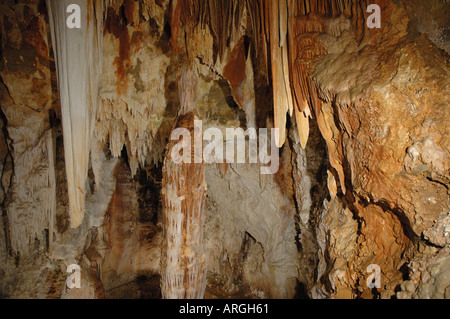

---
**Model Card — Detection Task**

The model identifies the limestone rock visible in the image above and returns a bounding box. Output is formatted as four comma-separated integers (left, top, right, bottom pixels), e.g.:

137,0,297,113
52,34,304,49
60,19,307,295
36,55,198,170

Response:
0,0,448,300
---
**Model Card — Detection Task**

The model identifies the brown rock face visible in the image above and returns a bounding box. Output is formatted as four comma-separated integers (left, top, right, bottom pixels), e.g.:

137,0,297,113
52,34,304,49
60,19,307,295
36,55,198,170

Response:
308,0,449,298
0,0,448,300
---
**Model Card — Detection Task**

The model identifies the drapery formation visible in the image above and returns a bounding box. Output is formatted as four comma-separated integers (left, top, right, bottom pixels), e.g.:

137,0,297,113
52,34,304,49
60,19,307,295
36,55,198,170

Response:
47,0,104,228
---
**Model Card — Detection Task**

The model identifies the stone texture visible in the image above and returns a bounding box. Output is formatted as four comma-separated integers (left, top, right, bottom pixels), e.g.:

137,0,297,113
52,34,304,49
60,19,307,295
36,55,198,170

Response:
0,0,448,300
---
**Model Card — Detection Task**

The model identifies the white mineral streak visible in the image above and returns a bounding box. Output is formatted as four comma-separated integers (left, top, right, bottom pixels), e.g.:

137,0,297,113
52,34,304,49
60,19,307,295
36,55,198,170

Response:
46,0,104,228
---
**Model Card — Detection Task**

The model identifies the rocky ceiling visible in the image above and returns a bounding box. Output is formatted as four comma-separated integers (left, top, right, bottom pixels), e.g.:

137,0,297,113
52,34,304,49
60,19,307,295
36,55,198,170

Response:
0,0,448,299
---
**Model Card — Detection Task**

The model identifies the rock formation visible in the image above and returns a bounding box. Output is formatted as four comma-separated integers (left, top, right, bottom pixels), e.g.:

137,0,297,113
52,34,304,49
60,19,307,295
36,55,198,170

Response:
0,0,448,299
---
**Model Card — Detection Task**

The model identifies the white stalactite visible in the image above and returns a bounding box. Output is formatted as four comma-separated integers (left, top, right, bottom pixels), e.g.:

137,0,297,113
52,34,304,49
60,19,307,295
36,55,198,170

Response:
46,0,104,228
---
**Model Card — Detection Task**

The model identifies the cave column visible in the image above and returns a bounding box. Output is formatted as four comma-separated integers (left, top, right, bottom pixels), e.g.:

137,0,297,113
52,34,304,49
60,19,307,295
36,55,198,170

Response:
160,66,207,299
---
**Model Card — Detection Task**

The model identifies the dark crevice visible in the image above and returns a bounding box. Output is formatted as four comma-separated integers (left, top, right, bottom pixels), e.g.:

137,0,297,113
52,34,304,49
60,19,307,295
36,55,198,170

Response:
426,175,449,191
341,190,364,238
136,274,162,299
319,238,335,296
393,262,411,298
120,145,130,168
293,280,310,299
135,165,162,225
287,116,329,297
420,233,445,249
370,287,382,299
0,94,14,258
234,232,256,285
287,129,306,253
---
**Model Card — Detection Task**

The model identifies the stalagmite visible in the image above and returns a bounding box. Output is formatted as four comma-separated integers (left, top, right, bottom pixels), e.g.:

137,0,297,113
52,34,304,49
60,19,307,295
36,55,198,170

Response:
161,113,207,299
160,63,206,299
294,105,310,150
46,0,104,228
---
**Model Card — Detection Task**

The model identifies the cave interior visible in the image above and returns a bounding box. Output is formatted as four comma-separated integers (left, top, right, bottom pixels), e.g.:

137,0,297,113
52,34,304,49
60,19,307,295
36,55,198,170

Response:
0,0,449,299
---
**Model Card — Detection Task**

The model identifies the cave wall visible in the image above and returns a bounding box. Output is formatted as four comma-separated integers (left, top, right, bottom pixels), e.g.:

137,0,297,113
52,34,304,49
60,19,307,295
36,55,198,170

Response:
0,0,448,299
310,0,449,298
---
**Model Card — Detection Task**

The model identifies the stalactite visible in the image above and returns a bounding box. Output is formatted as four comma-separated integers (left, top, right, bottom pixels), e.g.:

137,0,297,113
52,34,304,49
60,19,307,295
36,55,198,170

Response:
327,169,338,201
169,0,183,54
161,113,207,299
46,0,104,228
167,0,359,152
294,105,310,150
237,0,363,195
43,0,360,235
165,0,359,199
244,0,362,152
170,0,245,62
94,1,174,177
223,37,247,110
178,65,198,116
269,0,291,148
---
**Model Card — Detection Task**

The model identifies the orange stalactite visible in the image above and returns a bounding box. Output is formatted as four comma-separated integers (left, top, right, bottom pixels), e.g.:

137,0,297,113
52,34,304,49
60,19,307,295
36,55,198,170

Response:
243,0,353,148
166,0,362,192
47,0,105,228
